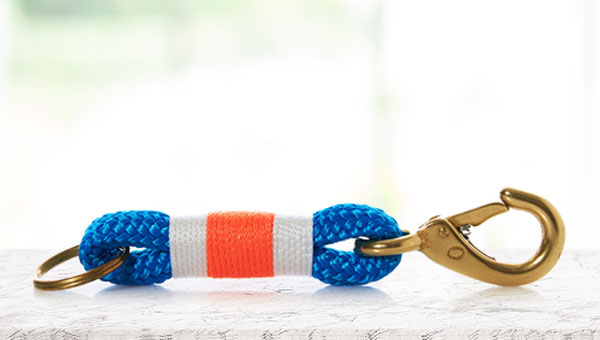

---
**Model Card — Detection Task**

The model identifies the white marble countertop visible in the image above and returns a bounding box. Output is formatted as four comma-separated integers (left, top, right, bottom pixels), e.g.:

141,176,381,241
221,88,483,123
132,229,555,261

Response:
0,249,598,339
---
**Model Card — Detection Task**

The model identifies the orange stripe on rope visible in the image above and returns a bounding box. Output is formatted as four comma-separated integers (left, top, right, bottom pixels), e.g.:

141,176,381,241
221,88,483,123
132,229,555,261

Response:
206,212,275,278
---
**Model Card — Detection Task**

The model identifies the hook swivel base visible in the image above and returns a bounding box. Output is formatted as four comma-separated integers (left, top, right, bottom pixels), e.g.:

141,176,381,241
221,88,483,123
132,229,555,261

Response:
355,188,566,286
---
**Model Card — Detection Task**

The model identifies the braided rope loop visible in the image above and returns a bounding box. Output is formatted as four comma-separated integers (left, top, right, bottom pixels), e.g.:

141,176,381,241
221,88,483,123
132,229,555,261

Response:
79,205,404,286
312,204,405,285
79,211,171,285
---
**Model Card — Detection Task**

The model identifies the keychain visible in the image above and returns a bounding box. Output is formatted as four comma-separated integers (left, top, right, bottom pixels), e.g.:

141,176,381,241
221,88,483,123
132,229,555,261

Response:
33,188,565,291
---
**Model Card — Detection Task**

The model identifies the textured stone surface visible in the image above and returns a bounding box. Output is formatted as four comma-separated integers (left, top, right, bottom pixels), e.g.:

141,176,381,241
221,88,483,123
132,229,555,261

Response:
0,249,598,339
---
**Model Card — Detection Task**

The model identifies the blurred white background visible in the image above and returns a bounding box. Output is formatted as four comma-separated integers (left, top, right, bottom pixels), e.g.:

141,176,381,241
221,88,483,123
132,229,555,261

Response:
1,0,598,256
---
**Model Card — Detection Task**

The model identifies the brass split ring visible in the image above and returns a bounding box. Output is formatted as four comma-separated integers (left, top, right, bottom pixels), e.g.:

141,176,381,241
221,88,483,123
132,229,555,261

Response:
33,245,130,291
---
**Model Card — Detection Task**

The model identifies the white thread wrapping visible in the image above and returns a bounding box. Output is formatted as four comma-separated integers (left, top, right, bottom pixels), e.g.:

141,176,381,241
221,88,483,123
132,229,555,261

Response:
169,215,207,278
169,213,313,277
272,214,313,276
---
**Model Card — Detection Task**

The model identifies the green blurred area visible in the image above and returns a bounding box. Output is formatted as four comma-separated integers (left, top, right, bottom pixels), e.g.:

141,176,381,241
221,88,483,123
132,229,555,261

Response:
8,0,372,118
10,0,360,83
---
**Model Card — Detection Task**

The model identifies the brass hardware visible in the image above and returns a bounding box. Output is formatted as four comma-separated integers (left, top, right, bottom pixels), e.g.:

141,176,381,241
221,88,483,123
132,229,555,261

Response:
438,227,449,238
447,246,465,259
355,188,565,286
33,246,130,291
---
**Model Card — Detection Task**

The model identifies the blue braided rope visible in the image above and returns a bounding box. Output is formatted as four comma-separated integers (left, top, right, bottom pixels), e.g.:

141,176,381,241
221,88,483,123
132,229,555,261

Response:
312,204,404,285
79,211,172,285
79,205,404,286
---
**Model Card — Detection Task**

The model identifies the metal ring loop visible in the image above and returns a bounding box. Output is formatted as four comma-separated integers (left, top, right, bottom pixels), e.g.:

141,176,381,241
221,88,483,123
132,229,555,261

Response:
33,245,130,291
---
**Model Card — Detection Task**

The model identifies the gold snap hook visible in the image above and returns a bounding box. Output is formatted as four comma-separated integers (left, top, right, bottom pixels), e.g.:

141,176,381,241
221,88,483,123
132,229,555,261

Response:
355,188,565,286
